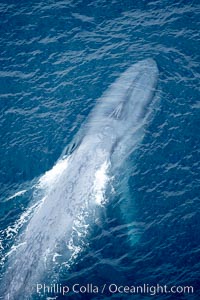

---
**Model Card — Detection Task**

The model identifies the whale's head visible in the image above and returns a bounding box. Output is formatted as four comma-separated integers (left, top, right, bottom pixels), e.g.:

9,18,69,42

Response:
87,59,158,145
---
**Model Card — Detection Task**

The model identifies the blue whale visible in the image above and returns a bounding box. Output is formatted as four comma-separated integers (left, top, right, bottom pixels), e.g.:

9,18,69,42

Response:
1,59,158,299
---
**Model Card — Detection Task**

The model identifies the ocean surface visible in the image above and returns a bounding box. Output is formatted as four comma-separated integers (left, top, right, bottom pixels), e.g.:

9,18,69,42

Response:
0,0,200,299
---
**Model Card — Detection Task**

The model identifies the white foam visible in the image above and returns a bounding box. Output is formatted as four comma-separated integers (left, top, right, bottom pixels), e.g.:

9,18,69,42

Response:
7,200,42,237
38,156,70,190
93,161,110,205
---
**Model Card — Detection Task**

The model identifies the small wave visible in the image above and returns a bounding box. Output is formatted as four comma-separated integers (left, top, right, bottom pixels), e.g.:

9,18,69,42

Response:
6,189,27,201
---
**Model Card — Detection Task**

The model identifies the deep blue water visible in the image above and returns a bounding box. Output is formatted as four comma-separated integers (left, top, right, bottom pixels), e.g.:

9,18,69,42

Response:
0,0,200,299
